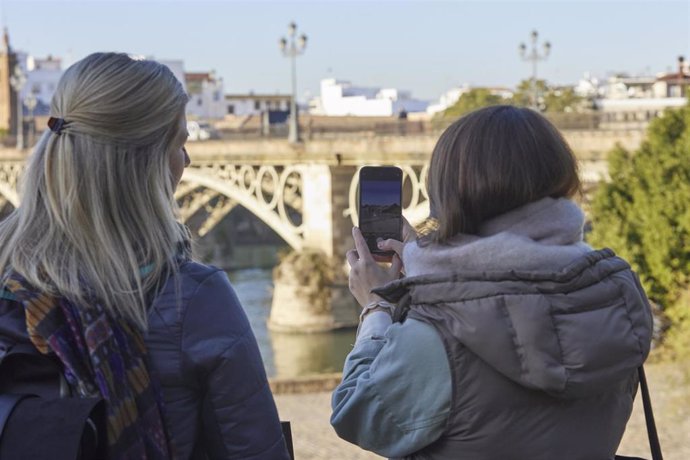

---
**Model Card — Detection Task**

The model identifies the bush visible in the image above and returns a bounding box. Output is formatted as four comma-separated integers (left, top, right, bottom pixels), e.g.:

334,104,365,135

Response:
588,98,690,357
589,101,690,306
660,289,690,361
440,89,503,119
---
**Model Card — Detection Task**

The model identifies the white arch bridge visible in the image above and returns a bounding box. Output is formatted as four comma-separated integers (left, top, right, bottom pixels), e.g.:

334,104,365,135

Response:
0,136,614,332
0,126,618,260
0,152,432,258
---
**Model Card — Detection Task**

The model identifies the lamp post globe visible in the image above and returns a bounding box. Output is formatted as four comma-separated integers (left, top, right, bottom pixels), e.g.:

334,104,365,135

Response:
24,94,37,147
518,29,551,110
279,21,307,144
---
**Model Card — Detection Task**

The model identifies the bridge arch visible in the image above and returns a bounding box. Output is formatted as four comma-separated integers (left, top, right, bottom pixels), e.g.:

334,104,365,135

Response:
0,184,19,209
179,166,305,251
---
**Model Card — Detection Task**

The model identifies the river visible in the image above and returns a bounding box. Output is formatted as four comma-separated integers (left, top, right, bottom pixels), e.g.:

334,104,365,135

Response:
227,268,356,378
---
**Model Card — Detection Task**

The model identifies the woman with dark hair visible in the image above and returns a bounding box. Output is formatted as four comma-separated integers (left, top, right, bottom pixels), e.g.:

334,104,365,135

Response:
331,105,653,459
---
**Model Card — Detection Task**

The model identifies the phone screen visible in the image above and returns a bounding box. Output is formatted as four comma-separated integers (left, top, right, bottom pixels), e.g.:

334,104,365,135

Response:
359,167,402,255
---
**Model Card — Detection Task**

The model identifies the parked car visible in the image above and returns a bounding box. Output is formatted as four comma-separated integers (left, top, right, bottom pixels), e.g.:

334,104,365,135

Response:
187,121,219,141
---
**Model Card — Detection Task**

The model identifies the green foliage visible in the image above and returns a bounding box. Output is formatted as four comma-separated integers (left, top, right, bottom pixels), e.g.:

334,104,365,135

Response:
588,101,690,310
441,88,503,118
660,289,690,361
543,87,583,113
511,79,584,112
511,79,549,107
440,80,585,120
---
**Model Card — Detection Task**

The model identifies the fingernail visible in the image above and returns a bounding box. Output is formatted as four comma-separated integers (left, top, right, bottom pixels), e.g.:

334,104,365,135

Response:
377,241,384,248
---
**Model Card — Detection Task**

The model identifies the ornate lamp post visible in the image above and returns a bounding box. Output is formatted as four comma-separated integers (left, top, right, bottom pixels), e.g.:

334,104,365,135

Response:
279,21,307,144
9,65,26,150
519,30,551,109
24,93,37,148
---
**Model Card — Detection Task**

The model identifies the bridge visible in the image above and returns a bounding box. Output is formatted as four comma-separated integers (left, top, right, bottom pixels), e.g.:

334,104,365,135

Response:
0,129,645,330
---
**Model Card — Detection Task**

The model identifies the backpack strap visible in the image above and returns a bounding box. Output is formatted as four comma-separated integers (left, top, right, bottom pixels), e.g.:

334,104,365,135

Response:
638,366,663,460
0,394,32,440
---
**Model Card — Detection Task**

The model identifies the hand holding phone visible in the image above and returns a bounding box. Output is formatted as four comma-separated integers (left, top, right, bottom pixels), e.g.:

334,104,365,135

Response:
358,166,403,258
346,226,403,307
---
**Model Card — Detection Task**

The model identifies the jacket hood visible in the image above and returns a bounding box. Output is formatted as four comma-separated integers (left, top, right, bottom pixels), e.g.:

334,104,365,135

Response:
377,250,653,399
376,199,653,399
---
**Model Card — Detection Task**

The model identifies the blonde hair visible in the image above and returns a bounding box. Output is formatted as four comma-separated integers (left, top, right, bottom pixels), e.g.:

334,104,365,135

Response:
0,52,190,329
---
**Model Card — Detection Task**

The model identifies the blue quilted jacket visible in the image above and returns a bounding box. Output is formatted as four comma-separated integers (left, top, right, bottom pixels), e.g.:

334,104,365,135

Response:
0,261,290,459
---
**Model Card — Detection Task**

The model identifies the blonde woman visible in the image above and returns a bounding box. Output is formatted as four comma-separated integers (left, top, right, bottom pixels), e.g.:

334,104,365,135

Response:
0,53,289,459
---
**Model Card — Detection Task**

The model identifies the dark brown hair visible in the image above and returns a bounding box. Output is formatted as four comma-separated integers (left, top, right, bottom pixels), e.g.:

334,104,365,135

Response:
426,105,580,243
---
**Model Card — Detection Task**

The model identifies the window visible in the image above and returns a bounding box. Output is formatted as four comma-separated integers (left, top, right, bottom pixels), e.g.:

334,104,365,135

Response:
197,98,203,106
228,104,235,115
213,91,220,102
254,101,260,110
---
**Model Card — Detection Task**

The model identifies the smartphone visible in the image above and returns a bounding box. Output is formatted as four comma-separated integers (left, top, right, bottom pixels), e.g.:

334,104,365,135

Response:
358,166,403,256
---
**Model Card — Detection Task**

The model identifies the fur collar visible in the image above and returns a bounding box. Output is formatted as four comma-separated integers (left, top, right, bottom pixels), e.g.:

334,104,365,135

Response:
403,198,592,277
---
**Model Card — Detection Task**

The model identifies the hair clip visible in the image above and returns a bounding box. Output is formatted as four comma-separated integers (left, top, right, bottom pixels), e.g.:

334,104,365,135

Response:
47,117,66,134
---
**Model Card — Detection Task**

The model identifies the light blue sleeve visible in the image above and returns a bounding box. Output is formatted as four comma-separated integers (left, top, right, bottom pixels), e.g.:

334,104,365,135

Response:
330,314,452,458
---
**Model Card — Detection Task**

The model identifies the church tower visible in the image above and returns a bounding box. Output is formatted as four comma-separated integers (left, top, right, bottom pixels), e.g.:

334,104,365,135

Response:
0,28,17,134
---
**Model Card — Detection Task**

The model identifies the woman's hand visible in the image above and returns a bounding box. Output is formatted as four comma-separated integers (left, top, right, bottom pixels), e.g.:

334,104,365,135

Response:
346,227,403,307
376,217,416,266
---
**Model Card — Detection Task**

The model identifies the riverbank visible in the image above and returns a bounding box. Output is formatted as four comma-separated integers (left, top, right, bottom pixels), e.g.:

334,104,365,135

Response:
272,360,690,460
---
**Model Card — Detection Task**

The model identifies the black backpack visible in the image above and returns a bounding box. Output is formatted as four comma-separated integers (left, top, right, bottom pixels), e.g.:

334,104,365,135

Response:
0,322,106,459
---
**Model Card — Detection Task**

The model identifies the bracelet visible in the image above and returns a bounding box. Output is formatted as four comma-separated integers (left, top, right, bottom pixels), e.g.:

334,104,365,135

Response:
359,300,396,322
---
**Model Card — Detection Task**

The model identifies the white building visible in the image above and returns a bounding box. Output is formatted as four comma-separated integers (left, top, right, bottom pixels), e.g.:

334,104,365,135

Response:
574,73,602,99
426,86,467,115
185,71,225,120
587,57,690,128
225,93,291,116
158,59,186,93
583,57,690,101
311,78,428,116
15,54,63,116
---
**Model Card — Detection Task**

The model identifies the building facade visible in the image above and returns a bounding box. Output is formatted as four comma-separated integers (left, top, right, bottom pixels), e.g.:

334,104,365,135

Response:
20,55,63,116
311,78,429,116
590,56,689,128
185,71,225,119
225,94,291,117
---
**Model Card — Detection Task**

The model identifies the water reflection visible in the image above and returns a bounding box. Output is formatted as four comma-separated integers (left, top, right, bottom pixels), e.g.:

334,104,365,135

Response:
270,330,355,378
227,268,355,378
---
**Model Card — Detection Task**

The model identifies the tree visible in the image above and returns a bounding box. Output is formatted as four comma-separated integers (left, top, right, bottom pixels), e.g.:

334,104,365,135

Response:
511,79,549,108
511,79,584,112
442,89,503,119
588,100,690,347
543,87,583,113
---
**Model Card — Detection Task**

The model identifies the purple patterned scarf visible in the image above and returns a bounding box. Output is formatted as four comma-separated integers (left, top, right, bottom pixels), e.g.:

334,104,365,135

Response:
5,272,174,460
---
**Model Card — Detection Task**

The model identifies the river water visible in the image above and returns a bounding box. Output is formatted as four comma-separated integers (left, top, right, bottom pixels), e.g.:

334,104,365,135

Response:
227,268,356,378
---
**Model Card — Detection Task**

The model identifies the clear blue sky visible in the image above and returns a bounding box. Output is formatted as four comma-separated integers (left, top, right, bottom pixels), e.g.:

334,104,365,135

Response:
2,0,689,101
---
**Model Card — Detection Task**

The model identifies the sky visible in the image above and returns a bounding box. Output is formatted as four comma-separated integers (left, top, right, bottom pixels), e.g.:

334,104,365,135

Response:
2,0,689,101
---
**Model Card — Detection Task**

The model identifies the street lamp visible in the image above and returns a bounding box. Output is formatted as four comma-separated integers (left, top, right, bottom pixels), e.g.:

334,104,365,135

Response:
9,65,26,150
24,93,37,148
519,30,551,109
279,21,307,143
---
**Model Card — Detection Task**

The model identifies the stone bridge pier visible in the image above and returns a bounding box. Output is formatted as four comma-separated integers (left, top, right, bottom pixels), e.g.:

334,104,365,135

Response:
268,164,361,332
